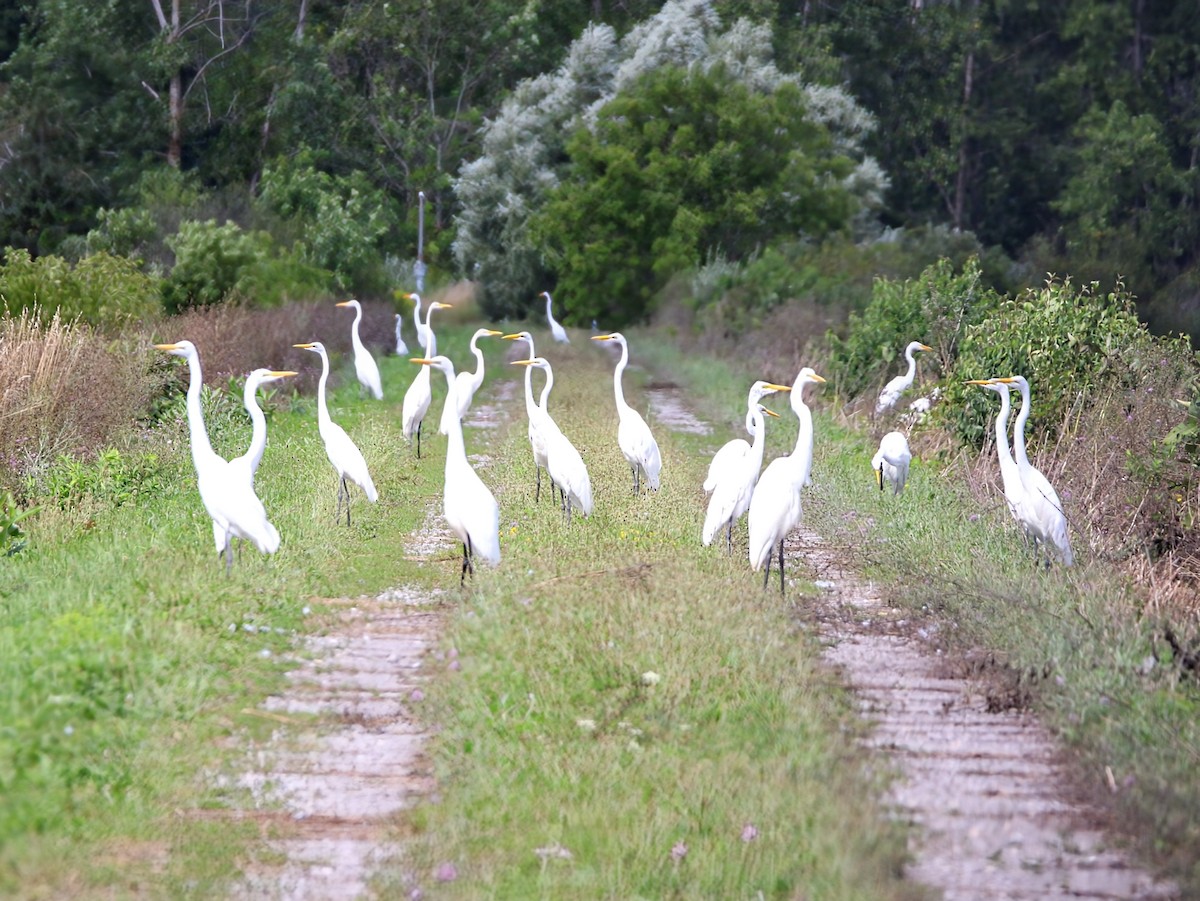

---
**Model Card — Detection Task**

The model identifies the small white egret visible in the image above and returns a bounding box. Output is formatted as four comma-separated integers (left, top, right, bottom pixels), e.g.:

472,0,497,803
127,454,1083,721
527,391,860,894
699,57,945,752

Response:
504,331,557,503
154,341,281,571
401,296,451,457
412,355,501,582
408,291,430,351
989,375,1073,566
872,431,912,495
513,357,593,520
293,341,379,524
394,313,409,355
966,378,1037,539
439,327,503,435
591,332,662,494
336,299,383,399
747,368,826,594
704,381,791,494
703,401,783,553
876,341,933,415
541,290,570,344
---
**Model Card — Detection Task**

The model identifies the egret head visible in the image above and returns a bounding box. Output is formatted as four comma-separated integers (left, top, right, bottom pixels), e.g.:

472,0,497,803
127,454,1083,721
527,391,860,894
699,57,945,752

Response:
153,340,197,358
335,299,361,310
590,332,625,344
411,355,454,376
293,341,327,356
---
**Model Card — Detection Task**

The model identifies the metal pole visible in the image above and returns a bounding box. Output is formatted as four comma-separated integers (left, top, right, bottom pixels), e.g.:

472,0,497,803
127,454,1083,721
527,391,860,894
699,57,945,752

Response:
415,191,427,292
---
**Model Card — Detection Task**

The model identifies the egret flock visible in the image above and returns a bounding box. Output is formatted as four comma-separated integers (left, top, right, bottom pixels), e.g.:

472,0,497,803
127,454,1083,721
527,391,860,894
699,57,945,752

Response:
156,292,1074,591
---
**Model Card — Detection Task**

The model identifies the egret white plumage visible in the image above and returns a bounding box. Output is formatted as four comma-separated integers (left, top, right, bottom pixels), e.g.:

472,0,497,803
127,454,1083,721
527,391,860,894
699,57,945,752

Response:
154,341,281,571
703,401,783,553
703,381,791,494
216,367,296,554
401,296,451,457
439,327,503,435
336,299,383,399
504,331,557,503
394,313,409,355
408,291,430,351
512,357,593,521
989,375,1073,566
412,355,501,582
541,291,570,344
875,341,933,415
872,431,912,495
747,368,826,594
591,332,662,494
293,341,379,524
966,378,1035,538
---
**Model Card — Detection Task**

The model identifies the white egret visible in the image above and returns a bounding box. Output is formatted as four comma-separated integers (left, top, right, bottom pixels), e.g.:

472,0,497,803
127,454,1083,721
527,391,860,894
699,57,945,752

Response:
590,332,662,494
412,355,501,582
394,313,409,355
408,291,430,351
401,296,451,457
703,380,791,493
439,327,503,435
336,299,383,400
747,368,826,594
990,375,1073,566
966,378,1034,536
154,341,281,571
703,402,783,553
541,290,570,344
293,341,379,524
513,357,593,521
875,341,933,415
216,367,297,555
503,331,557,503
872,431,912,495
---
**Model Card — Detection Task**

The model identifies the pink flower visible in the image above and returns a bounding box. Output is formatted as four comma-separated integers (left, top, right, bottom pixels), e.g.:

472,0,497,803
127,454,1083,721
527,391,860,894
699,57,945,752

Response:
434,862,458,882
741,823,759,842
670,840,688,862
410,688,425,701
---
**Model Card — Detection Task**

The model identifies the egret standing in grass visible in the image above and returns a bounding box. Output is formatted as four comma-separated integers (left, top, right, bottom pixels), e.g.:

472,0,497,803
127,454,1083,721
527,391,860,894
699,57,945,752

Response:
591,332,661,494
703,401,784,553
401,297,451,457
394,313,409,356
966,378,1036,540
987,375,1073,567
412,355,501,583
154,341,281,571
748,368,826,595
504,331,558,503
872,431,912,495
439,327,503,435
876,341,933,415
293,341,378,525
408,291,430,352
704,380,791,494
336,299,383,400
513,357,593,521
541,291,570,344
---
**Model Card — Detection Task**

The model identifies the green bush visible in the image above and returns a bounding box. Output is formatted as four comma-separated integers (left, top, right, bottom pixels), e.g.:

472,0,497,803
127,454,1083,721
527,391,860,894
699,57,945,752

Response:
828,256,1001,398
161,220,271,312
942,276,1146,447
0,248,161,327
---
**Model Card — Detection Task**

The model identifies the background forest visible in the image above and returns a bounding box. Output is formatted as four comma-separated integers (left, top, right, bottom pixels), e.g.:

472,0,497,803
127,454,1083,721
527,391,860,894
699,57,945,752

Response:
3,0,1200,337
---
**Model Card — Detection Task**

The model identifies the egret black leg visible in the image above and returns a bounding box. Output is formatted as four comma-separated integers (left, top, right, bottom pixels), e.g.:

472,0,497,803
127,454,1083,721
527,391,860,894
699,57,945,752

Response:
879,462,884,492
416,420,423,459
335,477,345,524
778,538,786,595
725,521,733,556
345,477,352,526
536,466,542,503
762,546,772,590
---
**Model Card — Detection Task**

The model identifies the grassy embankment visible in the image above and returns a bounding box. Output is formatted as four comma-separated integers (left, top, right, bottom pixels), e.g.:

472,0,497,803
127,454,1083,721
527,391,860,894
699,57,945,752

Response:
638,335,1200,896
1,317,923,899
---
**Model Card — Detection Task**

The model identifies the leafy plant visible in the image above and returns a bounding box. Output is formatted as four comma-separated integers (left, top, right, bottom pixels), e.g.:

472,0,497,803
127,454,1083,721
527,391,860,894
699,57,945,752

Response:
0,490,39,556
161,220,271,313
0,248,161,327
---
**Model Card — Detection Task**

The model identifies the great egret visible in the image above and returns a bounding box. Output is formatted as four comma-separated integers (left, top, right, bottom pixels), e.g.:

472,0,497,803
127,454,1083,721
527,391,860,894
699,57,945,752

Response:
703,381,791,494
513,357,593,521
541,291,570,344
394,314,409,356
439,328,503,435
217,368,296,555
293,341,379,524
989,375,1073,566
875,341,933,415
872,431,912,495
408,292,430,351
503,331,557,503
590,332,662,494
336,299,383,400
412,355,501,582
703,402,782,553
747,368,826,594
401,296,451,457
154,341,281,571
966,379,1034,537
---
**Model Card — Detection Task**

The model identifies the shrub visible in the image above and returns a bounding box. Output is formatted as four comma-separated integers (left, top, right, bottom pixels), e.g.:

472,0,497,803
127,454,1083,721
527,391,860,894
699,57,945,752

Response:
161,220,272,313
0,248,161,328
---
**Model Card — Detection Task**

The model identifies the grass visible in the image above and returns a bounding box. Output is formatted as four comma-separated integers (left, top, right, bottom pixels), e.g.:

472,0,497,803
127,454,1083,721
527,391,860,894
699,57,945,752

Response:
0,316,922,899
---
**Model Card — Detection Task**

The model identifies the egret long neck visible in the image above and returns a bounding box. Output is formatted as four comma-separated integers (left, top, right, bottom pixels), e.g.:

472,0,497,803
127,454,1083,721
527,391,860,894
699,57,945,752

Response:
349,305,365,353
439,370,467,471
521,363,539,420
469,337,486,391
316,350,332,430
902,346,918,381
1012,382,1032,468
993,389,1013,461
612,340,631,413
424,307,439,357
792,395,815,487
538,365,554,411
183,351,216,465
412,299,424,344
242,379,267,473
749,408,768,467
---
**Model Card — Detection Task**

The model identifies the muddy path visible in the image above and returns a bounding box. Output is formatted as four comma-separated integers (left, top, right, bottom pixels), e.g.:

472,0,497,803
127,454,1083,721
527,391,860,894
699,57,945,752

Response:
226,382,517,900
